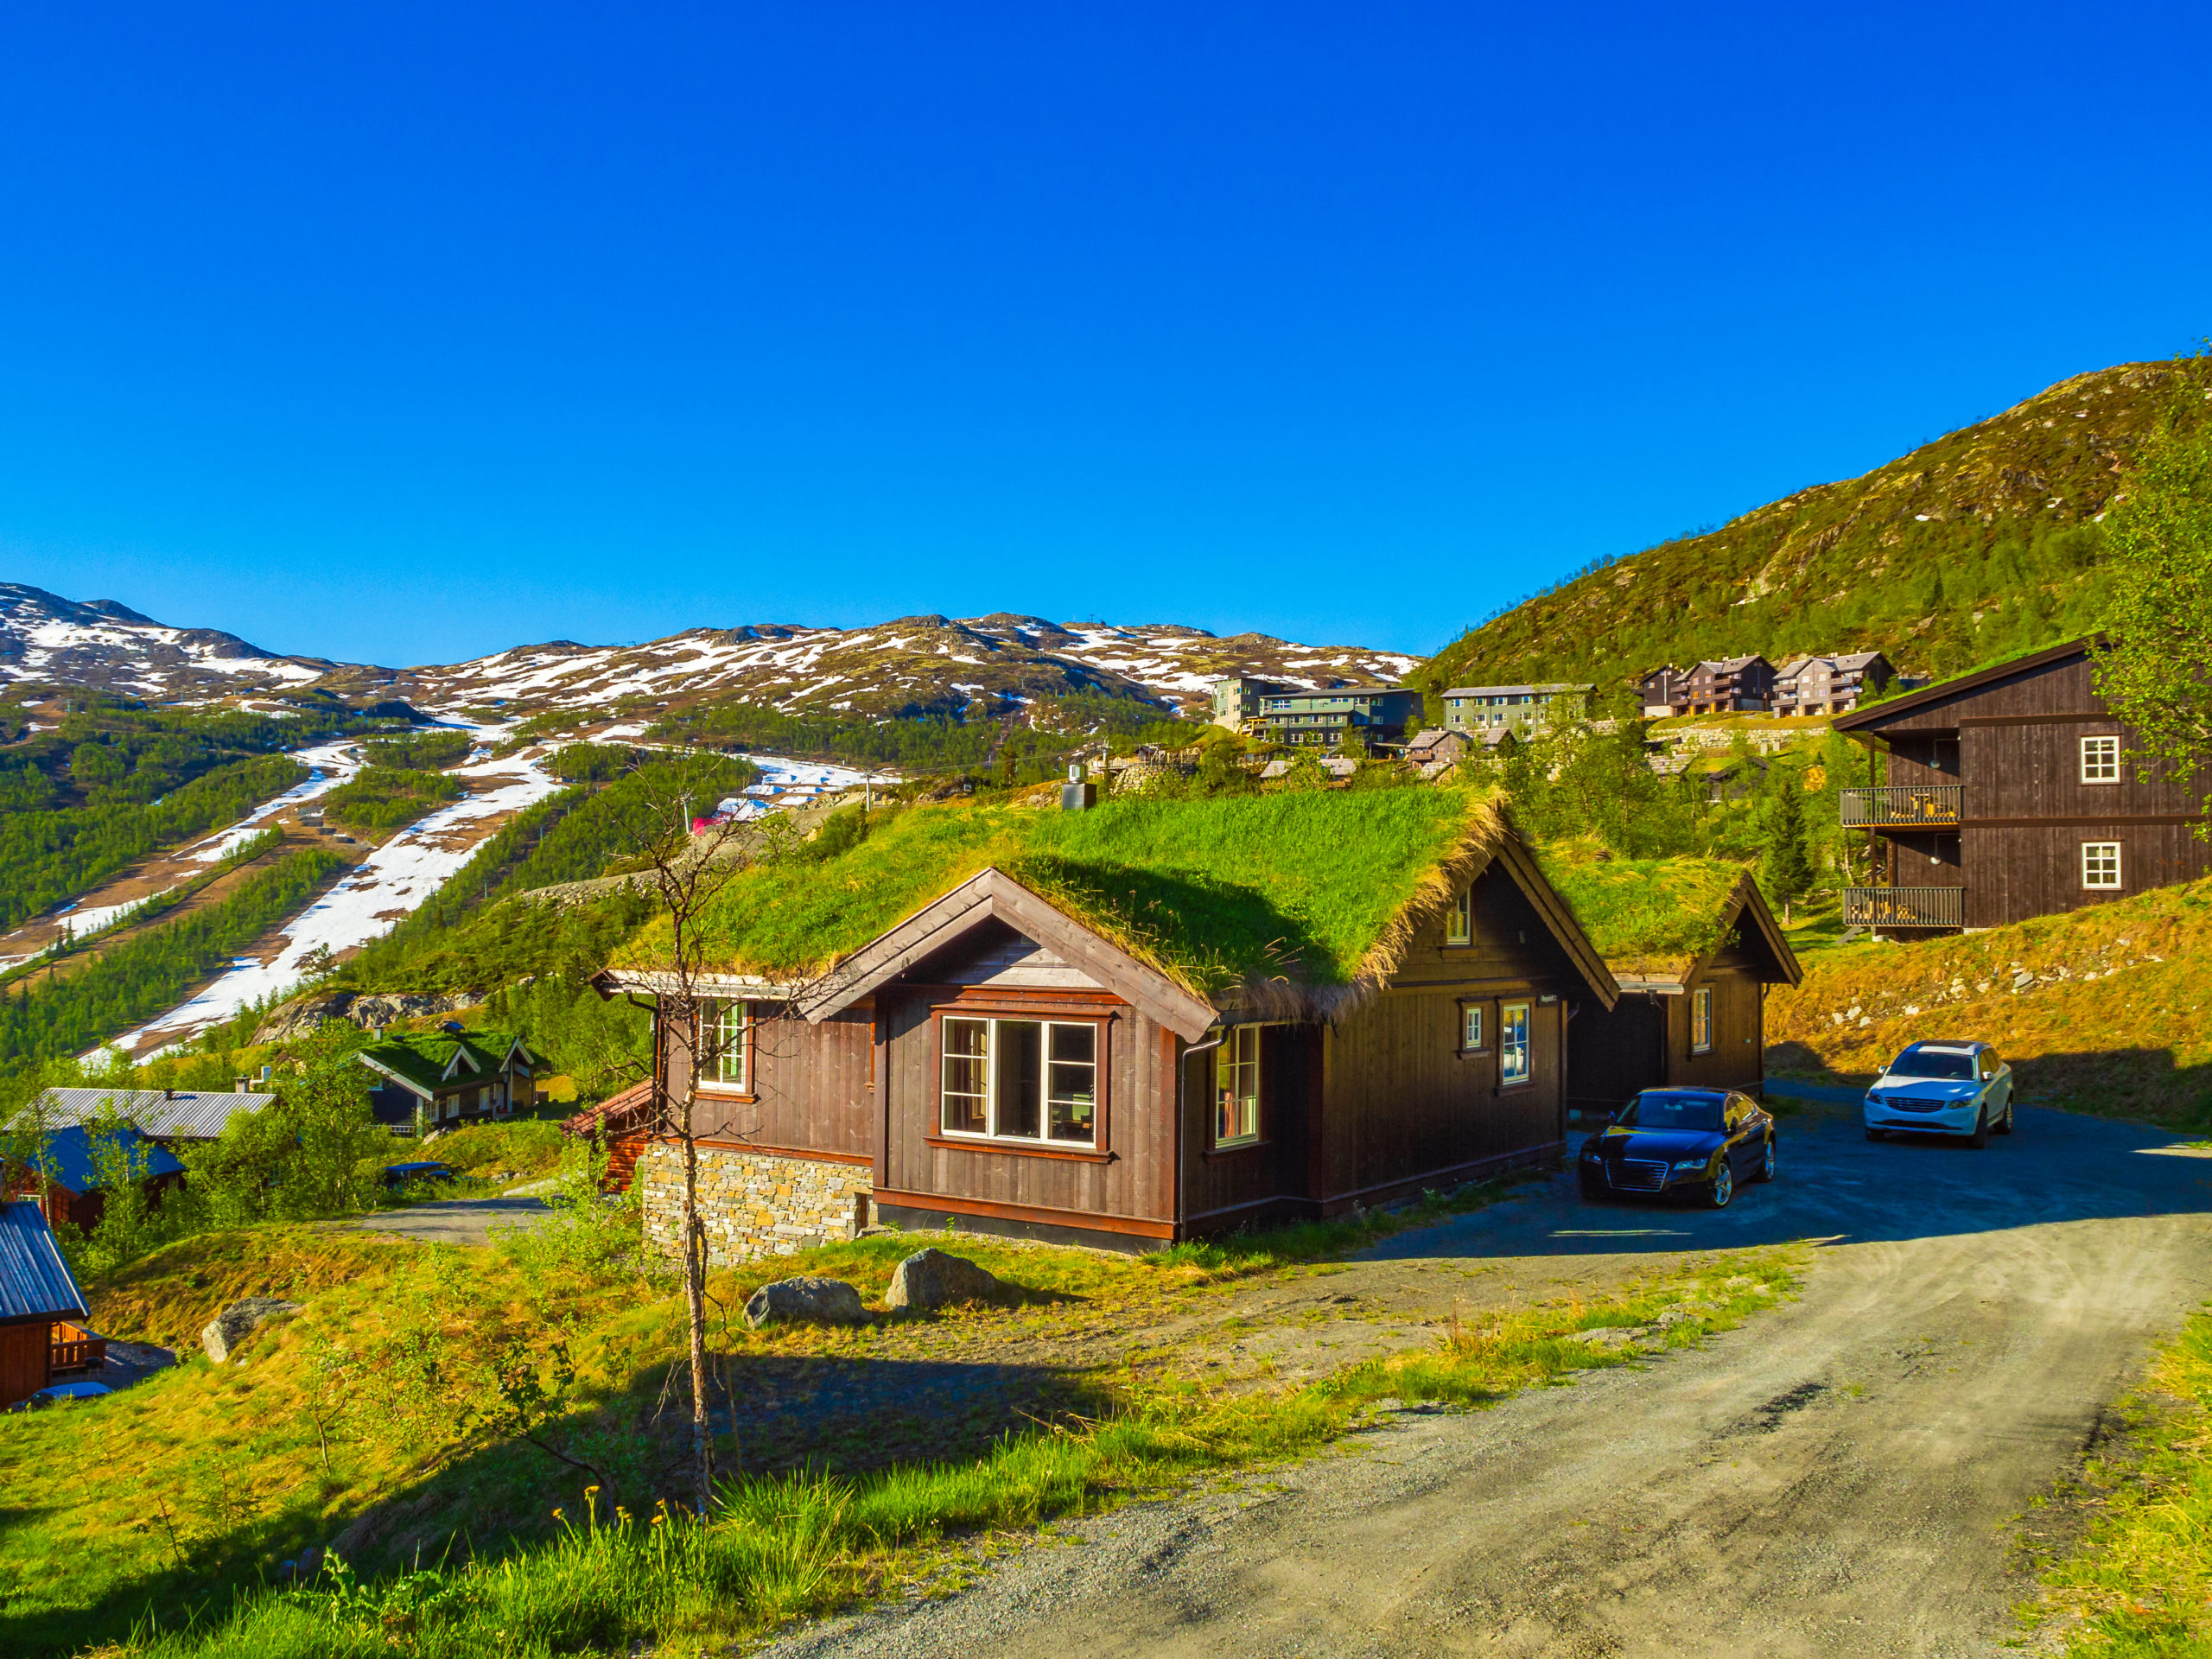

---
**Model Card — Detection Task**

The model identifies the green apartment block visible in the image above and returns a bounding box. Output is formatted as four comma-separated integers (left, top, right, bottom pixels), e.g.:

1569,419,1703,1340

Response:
1442,683,1594,738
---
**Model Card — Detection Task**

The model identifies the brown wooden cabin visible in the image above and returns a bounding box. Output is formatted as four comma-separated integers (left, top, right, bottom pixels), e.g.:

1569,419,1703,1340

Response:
1563,875,1802,1122
560,1079,657,1192
0,1201,93,1409
5,1122,187,1234
606,808,1617,1255
1833,638,2212,932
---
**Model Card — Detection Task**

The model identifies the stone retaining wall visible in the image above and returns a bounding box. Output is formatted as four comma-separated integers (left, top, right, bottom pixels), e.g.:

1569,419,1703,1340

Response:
638,1141,874,1265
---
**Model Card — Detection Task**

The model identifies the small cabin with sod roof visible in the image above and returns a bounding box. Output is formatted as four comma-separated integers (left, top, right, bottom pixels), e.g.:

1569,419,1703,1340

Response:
1543,847,1802,1121
355,1027,541,1129
598,788,1617,1256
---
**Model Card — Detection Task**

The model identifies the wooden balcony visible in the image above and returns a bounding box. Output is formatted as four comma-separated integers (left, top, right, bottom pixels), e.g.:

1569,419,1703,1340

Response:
1840,887,1965,929
50,1322,106,1375
1840,785,1963,828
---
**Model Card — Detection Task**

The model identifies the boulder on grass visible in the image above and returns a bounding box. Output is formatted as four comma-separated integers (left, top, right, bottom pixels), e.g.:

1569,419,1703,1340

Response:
200,1297,302,1363
885,1248,1012,1313
743,1277,868,1329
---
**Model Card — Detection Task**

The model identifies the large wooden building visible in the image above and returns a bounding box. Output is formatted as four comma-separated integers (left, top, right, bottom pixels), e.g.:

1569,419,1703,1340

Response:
600,791,1618,1255
1834,639,2212,931
0,1201,92,1410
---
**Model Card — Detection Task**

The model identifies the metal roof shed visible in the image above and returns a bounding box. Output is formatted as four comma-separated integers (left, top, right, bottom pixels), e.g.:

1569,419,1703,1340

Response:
0,1202,88,1327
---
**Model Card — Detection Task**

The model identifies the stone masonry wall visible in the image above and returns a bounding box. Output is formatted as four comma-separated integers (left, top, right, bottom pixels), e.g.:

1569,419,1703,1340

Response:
639,1141,874,1265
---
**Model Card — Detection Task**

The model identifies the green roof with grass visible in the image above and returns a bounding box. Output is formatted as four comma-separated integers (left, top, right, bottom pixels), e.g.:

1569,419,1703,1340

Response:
357,1028,529,1095
614,789,1504,1002
1534,839,1752,979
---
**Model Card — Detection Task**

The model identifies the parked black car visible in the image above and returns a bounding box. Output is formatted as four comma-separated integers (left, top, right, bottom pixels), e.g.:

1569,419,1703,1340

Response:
1578,1087,1776,1208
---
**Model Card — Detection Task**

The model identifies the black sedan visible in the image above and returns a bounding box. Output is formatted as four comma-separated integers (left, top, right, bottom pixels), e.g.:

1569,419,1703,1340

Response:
1578,1088,1777,1208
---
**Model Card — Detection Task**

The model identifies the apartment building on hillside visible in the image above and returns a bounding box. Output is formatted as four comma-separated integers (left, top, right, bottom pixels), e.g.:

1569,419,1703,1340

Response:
1640,656,1777,716
1441,683,1593,739
1773,652,1894,716
1247,685,1425,747
1209,677,1297,730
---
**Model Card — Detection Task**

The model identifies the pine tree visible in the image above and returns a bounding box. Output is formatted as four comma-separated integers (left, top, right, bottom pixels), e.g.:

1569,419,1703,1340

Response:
1764,772,1815,922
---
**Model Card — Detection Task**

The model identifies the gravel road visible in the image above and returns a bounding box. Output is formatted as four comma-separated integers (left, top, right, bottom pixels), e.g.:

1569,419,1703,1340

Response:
768,1104,2212,1657
345,1194,550,1245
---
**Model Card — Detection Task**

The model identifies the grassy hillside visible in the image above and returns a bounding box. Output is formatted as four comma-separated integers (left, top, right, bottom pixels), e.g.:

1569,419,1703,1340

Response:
1418,359,2204,702
1767,875,2212,1127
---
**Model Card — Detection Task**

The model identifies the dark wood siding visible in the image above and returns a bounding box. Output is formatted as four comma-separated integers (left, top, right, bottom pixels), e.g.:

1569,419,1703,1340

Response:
1566,995,1665,1115
1667,964,1764,1091
662,999,874,1158
0,1321,51,1409
1180,1023,1319,1231
878,986,1176,1239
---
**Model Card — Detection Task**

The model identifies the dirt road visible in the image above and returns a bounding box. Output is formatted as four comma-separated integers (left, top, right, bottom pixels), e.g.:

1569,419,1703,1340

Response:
772,1104,2212,1657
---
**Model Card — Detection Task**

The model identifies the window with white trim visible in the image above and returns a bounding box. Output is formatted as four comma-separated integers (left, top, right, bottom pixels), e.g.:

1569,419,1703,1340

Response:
1500,1001,1531,1084
2082,842,2121,890
1460,1002,1484,1052
1444,889,1472,946
939,1017,1098,1145
1691,987,1713,1053
1214,1025,1262,1147
2080,734,2120,784
704,999,750,1090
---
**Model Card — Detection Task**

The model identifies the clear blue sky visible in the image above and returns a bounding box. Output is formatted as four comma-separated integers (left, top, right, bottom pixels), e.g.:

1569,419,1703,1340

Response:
3,3,2207,669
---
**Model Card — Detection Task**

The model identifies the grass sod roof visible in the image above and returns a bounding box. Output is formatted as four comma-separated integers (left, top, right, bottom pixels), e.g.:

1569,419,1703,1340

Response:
357,1028,529,1096
1534,838,1756,982
613,788,1510,1012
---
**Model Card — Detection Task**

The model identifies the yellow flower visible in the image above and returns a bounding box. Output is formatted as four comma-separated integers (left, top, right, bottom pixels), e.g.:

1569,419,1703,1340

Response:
551,1509,566,1521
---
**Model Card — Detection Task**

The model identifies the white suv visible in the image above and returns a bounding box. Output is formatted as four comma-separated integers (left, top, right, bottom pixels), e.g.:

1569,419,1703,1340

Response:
1864,1040,2014,1147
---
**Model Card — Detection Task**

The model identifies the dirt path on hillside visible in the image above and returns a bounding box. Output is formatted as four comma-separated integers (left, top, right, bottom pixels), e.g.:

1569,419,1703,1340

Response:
766,1106,2212,1658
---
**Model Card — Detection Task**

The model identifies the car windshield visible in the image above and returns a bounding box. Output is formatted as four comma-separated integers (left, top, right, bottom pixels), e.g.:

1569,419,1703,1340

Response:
1889,1049,1976,1080
1618,1090,1724,1132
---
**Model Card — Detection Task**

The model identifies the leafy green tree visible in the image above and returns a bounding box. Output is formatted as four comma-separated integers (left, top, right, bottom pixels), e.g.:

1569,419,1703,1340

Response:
2094,354,2212,834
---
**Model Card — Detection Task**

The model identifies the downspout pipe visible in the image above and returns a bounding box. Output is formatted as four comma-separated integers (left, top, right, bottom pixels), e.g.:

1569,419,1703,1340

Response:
1174,1027,1228,1244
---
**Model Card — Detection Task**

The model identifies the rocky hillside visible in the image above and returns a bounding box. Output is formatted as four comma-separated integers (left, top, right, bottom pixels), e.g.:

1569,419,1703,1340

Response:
0,588,1419,728
1419,359,2203,703
0,583,338,702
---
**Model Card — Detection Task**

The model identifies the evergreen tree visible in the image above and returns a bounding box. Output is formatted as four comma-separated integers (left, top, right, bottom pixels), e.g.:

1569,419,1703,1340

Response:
1763,771,1815,921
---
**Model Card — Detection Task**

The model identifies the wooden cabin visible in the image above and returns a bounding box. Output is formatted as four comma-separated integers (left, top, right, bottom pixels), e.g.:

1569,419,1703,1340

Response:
560,1079,658,1192
6,1122,186,1233
1833,638,2212,931
1548,859,1802,1121
599,790,1617,1255
33,1085,277,1147
0,1201,92,1409
356,1027,540,1129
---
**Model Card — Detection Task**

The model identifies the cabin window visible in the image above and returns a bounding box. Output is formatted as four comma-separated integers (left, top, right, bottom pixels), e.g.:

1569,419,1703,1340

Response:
1499,1003,1531,1084
1444,889,1472,946
703,1000,750,1090
1460,1002,1484,1052
1215,1025,1262,1147
1691,988,1713,1052
2080,735,2120,785
2082,842,2121,889
939,1017,1098,1146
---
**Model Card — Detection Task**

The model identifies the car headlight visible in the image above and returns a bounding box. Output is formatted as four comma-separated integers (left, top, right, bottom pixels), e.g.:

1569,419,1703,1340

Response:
1671,1158,1708,1173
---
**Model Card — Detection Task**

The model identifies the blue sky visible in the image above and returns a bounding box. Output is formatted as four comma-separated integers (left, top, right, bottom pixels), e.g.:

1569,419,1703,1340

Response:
2,2,2207,668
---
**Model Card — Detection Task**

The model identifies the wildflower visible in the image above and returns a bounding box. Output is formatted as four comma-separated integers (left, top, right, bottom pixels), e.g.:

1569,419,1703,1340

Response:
551,1508,566,1522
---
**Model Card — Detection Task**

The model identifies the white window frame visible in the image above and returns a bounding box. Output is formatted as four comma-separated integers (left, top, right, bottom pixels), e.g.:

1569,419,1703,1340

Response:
1691,987,1714,1053
2079,734,2120,785
1459,1001,1485,1052
2082,841,2122,890
1214,1025,1263,1147
938,1015,1100,1147
1499,1001,1532,1085
702,999,751,1091
1444,888,1472,946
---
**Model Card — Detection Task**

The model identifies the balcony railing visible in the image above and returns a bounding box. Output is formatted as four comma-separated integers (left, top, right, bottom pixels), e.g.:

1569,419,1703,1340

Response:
1840,887,1964,929
1839,785,1963,828
50,1322,106,1375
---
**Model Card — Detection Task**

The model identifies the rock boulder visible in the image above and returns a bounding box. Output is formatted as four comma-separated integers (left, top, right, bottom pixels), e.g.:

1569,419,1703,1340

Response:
885,1248,1014,1313
200,1297,302,1363
742,1277,868,1329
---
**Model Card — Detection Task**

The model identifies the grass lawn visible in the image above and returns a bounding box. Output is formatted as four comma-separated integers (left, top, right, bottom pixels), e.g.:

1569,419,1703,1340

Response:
1,1189,1805,1659
2025,1303,2212,1654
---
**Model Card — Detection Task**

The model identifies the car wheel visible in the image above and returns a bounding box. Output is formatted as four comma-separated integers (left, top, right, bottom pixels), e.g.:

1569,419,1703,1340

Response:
1865,1128,1886,1142
1707,1160,1733,1209
1995,1098,2015,1135
1967,1104,1988,1149
1579,1173,1603,1201
1751,1135,1776,1183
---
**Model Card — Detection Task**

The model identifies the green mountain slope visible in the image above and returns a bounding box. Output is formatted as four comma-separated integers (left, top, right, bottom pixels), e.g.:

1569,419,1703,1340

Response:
1416,359,2202,703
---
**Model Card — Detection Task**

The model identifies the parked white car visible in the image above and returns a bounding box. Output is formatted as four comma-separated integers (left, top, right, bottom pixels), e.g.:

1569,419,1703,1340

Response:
1864,1040,2014,1147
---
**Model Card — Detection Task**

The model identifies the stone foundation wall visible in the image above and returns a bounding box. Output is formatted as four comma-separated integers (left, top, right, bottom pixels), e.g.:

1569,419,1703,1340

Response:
638,1141,873,1265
